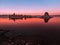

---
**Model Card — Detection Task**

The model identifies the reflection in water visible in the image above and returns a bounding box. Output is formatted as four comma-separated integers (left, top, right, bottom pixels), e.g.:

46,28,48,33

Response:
9,17,23,22
9,12,53,23
0,15,60,45
42,17,52,23
9,17,52,23
0,16,60,30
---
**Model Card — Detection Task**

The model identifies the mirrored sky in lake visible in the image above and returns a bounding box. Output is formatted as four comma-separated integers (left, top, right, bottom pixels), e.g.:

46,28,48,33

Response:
0,17,60,30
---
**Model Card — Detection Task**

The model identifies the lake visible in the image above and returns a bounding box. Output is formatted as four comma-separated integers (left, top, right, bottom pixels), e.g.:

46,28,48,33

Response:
0,17,60,30
0,17,60,45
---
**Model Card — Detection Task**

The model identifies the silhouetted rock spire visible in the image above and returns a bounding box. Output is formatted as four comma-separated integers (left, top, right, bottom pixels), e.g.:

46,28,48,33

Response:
44,12,49,16
13,13,15,15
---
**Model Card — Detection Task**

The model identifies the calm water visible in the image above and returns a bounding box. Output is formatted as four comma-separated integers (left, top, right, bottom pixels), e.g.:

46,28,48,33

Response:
0,17,60,45
0,17,60,30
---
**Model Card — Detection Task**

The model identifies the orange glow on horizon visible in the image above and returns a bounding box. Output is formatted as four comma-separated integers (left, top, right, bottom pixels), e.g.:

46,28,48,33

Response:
0,10,60,15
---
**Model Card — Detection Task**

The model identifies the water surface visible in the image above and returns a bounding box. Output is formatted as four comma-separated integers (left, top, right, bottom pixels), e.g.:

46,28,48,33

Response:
0,17,60,45
0,17,60,30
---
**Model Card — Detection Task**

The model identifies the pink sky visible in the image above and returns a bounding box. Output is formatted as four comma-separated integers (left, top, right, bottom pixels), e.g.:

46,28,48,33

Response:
0,9,60,15
0,11,60,15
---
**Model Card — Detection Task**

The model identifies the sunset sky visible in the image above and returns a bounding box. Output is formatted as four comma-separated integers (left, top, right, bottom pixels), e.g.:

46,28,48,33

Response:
0,0,60,15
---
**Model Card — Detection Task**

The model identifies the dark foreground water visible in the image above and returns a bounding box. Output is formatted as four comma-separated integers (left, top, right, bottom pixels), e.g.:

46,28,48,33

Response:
0,17,60,45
